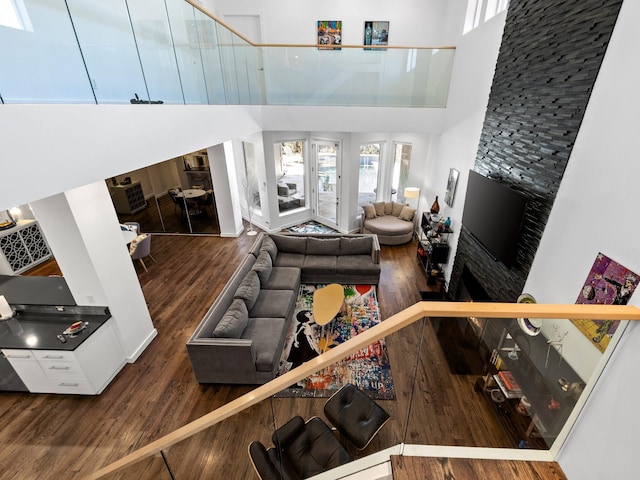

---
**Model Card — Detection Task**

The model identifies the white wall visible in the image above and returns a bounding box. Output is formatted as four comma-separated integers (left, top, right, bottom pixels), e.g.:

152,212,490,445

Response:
210,0,466,46
421,12,507,283
524,1,640,477
0,105,263,211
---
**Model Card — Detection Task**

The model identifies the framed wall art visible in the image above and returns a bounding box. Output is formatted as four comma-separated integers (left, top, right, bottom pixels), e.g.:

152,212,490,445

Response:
364,21,389,50
317,21,342,50
444,168,459,206
573,252,639,352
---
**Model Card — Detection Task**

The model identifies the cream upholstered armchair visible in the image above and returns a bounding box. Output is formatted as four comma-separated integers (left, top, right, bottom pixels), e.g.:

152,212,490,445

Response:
129,234,157,272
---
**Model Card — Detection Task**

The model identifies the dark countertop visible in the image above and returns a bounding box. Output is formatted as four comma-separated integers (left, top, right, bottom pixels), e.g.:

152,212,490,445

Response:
0,305,111,351
0,275,76,306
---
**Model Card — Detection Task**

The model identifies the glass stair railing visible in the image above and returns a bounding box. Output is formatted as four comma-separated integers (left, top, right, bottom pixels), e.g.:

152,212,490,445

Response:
0,0,454,107
85,301,640,479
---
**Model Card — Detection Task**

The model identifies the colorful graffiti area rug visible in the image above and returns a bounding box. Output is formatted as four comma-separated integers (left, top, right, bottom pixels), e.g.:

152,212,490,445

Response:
274,284,395,400
285,221,339,234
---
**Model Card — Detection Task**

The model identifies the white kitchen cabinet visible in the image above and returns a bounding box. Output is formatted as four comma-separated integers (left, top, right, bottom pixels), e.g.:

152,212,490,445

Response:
2,319,124,395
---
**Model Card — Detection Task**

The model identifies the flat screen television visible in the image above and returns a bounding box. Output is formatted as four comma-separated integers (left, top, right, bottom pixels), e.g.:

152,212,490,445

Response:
461,170,528,267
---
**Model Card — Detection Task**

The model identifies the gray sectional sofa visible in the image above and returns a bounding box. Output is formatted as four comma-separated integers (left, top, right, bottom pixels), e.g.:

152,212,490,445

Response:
186,233,381,384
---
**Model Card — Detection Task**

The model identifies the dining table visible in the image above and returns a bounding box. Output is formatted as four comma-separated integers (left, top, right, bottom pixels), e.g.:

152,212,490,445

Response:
175,189,207,216
176,188,207,200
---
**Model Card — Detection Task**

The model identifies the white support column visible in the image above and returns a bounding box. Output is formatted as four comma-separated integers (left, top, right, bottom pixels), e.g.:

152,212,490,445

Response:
29,181,156,362
210,142,244,237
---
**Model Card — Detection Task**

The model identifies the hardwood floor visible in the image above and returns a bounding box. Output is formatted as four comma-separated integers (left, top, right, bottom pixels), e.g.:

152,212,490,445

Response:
3,233,534,479
390,456,567,480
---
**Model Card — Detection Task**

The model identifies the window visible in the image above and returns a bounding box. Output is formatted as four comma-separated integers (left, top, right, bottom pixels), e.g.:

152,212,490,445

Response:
276,141,305,214
358,143,381,206
0,0,32,31
392,143,412,203
464,0,508,34
485,0,509,21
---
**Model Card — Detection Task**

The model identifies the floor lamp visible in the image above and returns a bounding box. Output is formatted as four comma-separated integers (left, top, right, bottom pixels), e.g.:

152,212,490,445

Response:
404,187,420,238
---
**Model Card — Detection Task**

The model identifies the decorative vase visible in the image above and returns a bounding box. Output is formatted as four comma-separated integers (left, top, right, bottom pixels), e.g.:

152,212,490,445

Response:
430,196,440,214
444,216,451,230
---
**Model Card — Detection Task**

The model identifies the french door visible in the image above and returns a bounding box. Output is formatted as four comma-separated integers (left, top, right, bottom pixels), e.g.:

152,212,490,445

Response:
312,140,340,228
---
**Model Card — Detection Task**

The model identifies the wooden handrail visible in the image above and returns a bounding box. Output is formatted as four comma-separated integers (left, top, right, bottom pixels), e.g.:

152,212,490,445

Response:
183,0,455,51
86,301,640,479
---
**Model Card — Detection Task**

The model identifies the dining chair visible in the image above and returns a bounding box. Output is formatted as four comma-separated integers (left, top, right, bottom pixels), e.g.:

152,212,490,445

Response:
129,234,157,272
168,189,186,217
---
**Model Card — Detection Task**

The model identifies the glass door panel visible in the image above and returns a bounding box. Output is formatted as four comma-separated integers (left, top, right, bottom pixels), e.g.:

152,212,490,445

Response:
392,143,412,203
315,141,338,227
358,143,381,205
276,141,305,215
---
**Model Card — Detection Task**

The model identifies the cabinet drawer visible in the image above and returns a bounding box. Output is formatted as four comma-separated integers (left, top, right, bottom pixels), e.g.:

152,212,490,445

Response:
2,349,36,360
33,350,77,362
39,361,86,379
49,377,95,395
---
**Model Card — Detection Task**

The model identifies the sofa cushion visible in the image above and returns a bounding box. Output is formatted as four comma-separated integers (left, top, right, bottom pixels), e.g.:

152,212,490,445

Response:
234,270,261,310
340,236,373,256
272,235,307,254
337,255,381,276
252,250,273,284
242,317,287,372
383,202,393,215
399,206,416,222
261,236,279,263
303,255,337,274
307,237,340,255
391,201,406,216
250,289,296,319
212,299,248,338
274,252,305,268
261,267,301,290
362,204,376,219
373,201,386,217
364,215,414,236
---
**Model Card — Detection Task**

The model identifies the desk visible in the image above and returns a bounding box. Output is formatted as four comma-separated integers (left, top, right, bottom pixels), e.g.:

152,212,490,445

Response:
313,284,344,351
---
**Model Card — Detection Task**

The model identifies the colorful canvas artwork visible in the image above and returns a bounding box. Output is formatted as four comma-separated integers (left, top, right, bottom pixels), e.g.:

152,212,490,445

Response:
572,252,639,352
364,21,389,50
317,20,342,50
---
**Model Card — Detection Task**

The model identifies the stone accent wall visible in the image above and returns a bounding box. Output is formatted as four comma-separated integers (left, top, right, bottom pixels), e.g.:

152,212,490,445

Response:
449,0,623,302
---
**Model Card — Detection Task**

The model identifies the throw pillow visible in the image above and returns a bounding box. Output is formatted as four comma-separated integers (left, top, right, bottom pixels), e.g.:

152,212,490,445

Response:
399,206,416,222
271,234,307,254
362,204,376,219
340,236,373,255
252,250,273,283
234,270,261,310
384,202,393,215
260,236,278,263
212,299,248,338
307,237,340,255
391,201,406,217
373,201,386,217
